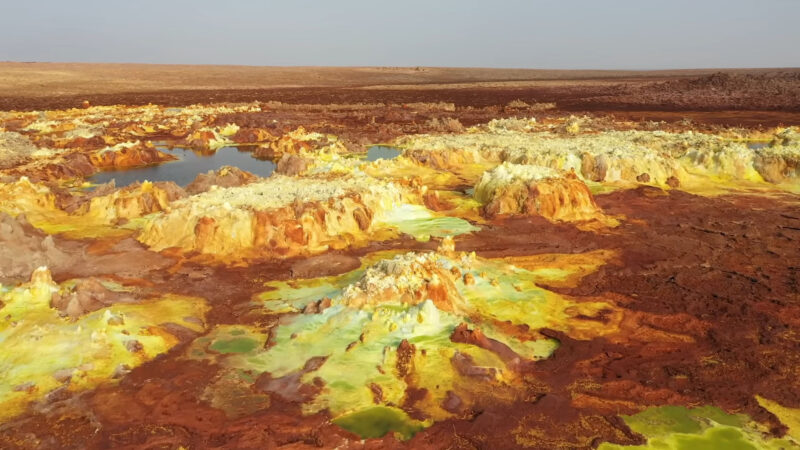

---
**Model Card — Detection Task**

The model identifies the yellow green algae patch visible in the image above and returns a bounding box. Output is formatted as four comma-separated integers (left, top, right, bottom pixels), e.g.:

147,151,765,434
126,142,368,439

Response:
333,406,426,440
256,250,404,313
493,249,619,288
598,405,799,450
208,244,623,438
378,204,480,242
0,267,208,423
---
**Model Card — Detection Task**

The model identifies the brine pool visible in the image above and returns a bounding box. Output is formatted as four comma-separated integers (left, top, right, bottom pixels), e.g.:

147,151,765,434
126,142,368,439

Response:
89,146,276,187
89,145,403,188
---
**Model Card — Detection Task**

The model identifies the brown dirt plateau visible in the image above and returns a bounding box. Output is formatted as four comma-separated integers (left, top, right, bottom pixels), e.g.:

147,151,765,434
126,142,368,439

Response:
1,64,799,125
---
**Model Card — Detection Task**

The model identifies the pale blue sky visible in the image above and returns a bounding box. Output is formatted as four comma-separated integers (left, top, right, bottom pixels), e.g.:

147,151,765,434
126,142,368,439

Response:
1,0,798,69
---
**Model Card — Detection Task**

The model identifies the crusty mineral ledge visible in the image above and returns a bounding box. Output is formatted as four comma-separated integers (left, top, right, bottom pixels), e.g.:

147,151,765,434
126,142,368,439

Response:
3,141,177,182
398,124,800,190
251,126,350,159
0,177,184,236
474,162,611,223
89,141,177,170
185,165,258,195
137,174,416,259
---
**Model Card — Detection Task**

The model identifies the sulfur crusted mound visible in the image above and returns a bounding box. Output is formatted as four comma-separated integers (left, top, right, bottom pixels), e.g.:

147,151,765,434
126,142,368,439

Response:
89,141,177,170
2,140,175,183
336,239,469,312
232,127,275,144
252,126,349,160
184,124,239,150
752,146,800,184
137,175,414,259
398,126,800,191
474,162,609,223
0,267,208,423
185,165,259,195
0,177,59,218
191,243,560,434
0,177,185,236
399,129,685,186
193,239,623,439
75,180,186,223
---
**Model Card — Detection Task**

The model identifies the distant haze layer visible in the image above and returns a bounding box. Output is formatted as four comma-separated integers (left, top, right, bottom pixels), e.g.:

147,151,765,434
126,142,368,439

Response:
1,0,799,69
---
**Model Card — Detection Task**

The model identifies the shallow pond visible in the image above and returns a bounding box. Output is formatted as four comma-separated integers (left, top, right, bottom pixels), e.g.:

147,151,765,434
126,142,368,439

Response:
746,141,769,150
366,145,402,161
89,146,275,187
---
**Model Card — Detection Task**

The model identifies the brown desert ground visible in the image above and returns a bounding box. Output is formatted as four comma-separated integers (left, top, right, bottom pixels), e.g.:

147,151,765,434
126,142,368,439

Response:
2,63,799,124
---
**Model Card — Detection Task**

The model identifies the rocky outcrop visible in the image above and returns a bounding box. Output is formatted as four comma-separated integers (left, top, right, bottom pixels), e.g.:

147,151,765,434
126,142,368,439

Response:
397,127,800,189
185,166,258,195
0,177,184,229
138,175,413,259
0,177,60,217
338,238,469,312
252,127,348,160
275,154,313,176
89,141,177,170
754,150,800,184
183,124,239,150
475,163,607,223
0,213,71,281
50,277,138,319
76,181,185,222
232,127,275,144
0,131,37,169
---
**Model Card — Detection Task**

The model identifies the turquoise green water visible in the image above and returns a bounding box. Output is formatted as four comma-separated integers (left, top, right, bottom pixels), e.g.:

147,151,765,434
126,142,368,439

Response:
209,337,260,354
333,406,425,440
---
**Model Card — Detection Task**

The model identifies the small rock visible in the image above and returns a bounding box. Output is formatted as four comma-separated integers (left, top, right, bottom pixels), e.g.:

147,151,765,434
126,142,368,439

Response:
13,382,36,393
112,364,131,379
666,176,680,188
124,340,143,353
53,368,75,383
319,297,332,311
303,301,319,314
463,273,475,285
107,314,124,326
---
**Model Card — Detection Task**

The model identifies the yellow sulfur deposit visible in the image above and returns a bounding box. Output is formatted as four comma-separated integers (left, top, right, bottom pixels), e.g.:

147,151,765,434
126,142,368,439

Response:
138,174,476,260
397,126,800,193
0,267,208,422
0,177,182,238
474,162,616,225
190,240,623,439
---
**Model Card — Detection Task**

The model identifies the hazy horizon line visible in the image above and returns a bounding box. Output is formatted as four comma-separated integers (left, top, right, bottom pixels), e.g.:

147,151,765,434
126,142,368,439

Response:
2,61,799,72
